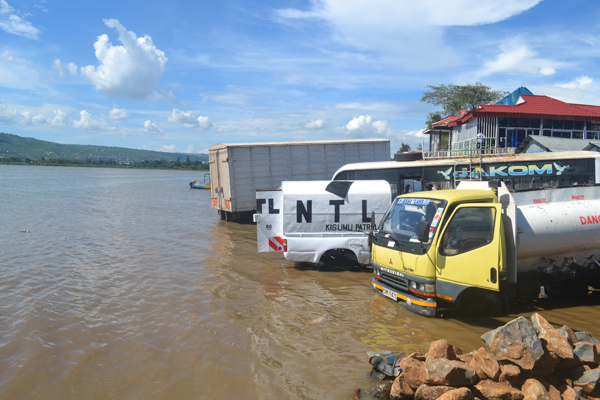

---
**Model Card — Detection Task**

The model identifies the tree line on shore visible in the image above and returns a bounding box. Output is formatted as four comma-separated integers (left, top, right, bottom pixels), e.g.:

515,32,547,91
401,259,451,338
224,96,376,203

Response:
1,155,209,170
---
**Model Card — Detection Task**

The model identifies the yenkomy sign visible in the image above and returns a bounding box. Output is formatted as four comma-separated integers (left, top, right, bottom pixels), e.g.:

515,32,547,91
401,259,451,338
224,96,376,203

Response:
452,163,567,178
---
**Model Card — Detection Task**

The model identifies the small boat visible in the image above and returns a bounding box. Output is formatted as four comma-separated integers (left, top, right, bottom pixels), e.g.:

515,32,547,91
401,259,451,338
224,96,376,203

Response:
190,173,211,189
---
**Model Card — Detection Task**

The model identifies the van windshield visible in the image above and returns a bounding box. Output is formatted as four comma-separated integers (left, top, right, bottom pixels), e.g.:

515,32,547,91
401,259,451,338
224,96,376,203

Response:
379,198,447,243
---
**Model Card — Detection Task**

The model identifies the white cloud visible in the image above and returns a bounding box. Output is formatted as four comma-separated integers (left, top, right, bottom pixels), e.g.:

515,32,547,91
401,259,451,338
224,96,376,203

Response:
0,102,20,124
158,145,178,152
305,119,324,129
72,110,113,131
404,129,427,139
81,19,168,101
556,76,593,90
0,0,13,14
46,110,69,127
0,1,41,39
167,108,212,131
278,0,540,58
186,144,195,153
345,114,391,137
32,114,45,124
142,120,163,134
346,114,373,131
0,50,49,92
476,38,567,78
109,107,129,120
372,120,389,134
53,59,78,78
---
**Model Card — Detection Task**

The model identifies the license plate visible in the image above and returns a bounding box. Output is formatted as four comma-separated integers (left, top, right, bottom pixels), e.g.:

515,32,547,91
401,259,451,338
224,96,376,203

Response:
382,287,397,301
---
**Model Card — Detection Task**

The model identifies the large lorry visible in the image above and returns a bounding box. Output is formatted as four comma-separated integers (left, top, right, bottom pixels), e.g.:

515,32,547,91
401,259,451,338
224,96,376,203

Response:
370,180,600,316
209,139,390,221
254,180,391,267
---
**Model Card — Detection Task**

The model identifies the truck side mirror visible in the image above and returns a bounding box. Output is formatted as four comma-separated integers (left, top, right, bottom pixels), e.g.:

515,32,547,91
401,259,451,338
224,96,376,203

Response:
368,211,376,250
417,221,429,243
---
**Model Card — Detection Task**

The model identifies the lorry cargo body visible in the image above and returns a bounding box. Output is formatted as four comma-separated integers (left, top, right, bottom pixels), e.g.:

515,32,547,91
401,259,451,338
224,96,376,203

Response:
254,180,391,266
370,181,600,317
209,139,390,221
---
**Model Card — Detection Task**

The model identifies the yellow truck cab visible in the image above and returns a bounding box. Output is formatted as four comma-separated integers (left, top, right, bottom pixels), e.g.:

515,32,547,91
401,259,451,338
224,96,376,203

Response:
371,186,504,316
371,179,600,317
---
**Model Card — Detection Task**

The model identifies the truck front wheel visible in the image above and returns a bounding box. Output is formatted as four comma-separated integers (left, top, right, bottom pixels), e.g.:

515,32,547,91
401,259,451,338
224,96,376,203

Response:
460,291,503,318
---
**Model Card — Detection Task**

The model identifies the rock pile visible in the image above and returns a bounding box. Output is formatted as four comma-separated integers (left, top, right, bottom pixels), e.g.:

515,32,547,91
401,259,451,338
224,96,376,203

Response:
357,313,600,400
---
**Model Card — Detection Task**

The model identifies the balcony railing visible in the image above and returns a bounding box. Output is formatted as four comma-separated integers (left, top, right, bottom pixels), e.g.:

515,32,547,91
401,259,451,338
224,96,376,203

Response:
423,147,515,159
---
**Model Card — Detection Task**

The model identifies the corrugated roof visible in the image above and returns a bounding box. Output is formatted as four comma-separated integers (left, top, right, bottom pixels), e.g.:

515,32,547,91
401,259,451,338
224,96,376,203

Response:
517,136,590,153
430,110,472,127
583,141,600,151
477,95,600,120
495,87,533,105
208,138,390,150
431,94,600,129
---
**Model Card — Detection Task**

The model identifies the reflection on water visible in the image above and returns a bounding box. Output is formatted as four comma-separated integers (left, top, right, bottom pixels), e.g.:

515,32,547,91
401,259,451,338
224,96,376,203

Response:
1,165,599,400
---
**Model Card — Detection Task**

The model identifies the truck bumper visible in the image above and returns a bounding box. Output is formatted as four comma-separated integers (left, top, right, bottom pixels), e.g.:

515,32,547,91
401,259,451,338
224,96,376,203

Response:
372,279,437,317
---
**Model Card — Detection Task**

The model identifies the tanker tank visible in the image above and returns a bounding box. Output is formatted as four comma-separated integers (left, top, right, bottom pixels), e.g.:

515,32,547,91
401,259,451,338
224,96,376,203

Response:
510,186,600,272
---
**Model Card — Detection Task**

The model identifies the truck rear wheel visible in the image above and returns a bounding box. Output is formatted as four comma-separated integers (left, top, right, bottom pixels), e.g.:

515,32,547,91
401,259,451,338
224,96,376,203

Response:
218,210,229,221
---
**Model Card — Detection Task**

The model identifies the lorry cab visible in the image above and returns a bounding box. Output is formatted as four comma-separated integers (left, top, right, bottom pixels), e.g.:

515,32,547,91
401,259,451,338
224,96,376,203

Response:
371,187,506,317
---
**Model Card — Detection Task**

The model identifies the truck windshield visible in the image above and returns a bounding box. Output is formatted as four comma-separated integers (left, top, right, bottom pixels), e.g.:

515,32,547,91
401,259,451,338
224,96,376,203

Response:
379,198,447,244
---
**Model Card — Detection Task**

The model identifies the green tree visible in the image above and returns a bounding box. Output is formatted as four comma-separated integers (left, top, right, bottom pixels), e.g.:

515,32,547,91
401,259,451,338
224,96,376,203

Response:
425,111,444,129
421,82,508,118
398,143,411,153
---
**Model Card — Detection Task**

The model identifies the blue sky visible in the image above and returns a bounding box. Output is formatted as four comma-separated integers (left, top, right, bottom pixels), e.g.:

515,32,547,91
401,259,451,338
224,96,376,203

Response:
1,0,600,155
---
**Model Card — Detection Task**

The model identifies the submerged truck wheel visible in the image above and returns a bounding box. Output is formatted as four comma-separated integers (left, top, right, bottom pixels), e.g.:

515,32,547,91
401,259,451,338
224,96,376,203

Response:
218,210,230,221
459,291,503,318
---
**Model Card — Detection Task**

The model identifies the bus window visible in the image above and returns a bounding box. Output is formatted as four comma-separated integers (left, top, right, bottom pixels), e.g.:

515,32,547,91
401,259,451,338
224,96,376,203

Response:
400,177,422,194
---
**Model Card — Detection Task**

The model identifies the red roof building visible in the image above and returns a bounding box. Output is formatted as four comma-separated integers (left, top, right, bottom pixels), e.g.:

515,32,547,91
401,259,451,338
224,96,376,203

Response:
425,94,600,155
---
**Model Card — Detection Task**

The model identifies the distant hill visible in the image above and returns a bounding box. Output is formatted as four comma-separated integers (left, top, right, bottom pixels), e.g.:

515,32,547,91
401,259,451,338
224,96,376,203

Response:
0,132,208,162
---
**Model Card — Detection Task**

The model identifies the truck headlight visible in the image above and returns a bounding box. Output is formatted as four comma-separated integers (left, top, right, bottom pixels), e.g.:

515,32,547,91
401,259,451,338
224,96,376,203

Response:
409,281,436,297
373,267,381,279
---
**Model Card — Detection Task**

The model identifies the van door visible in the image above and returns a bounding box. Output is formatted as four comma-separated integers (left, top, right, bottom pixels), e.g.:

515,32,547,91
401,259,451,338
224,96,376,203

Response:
436,204,504,291
255,189,285,253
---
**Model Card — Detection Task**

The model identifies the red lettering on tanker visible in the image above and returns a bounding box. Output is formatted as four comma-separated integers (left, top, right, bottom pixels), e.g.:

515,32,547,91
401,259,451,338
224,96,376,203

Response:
580,215,600,225
533,198,547,204
572,195,585,200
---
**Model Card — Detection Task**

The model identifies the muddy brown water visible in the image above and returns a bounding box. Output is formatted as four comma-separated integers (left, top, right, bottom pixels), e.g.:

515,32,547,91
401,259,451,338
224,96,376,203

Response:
1,165,599,400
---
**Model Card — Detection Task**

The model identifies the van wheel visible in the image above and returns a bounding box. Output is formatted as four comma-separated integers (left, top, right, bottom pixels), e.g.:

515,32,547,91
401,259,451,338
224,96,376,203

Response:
461,292,503,318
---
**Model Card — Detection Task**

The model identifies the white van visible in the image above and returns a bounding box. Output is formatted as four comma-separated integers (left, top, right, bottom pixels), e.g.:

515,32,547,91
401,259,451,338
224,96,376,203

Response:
254,180,391,267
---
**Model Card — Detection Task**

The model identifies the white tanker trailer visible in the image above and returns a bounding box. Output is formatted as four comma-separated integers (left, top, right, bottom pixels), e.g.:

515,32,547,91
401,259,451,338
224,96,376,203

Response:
369,180,600,316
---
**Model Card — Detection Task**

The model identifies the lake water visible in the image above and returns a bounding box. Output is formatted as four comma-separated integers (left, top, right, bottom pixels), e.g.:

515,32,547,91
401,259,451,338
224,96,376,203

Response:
1,165,599,400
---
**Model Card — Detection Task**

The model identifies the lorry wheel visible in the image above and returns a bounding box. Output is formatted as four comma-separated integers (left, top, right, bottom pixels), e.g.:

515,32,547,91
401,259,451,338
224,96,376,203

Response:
461,292,503,318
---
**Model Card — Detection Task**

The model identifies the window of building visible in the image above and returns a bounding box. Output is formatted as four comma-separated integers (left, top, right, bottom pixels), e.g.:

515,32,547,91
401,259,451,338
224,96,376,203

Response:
587,131,599,140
